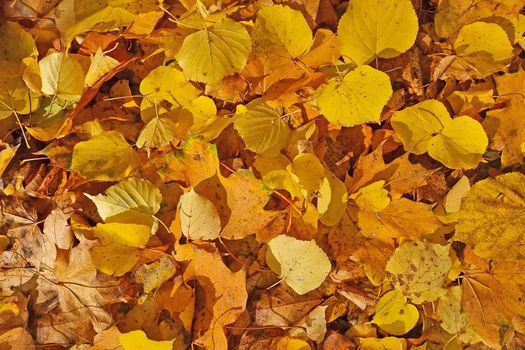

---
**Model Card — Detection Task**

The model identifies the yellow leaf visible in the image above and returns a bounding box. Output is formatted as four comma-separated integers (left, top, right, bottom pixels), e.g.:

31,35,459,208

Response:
0,144,17,177
178,188,221,240
39,52,85,102
454,22,513,78
485,68,525,166
139,65,199,120
275,337,311,350
85,177,162,221
176,18,251,84
434,0,524,39
350,180,390,213
220,170,281,240
90,244,139,276
391,99,451,155
427,116,488,169
136,116,182,148
444,176,471,214
290,305,328,343
234,99,289,157
135,256,177,294
70,131,139,181
392,100,487,169
163,137,219,186
386,242,452,304
253,5,312,60
456,172,525,259
338,0,418,65
360,337,407,350
267,234,331,295
446,89,495,115
371,290,419,336
358,198,442,242
84,48,119,87
318,173,348,226
290,153,325,196
119,330,175,350
0,22,38,75
437,286,470,335
318,65,392,127
94,222,151,248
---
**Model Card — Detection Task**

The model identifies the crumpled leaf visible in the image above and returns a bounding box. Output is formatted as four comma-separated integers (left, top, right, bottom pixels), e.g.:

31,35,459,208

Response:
456,172,525,259
317,65,392,127
338,0,418,65
70,131,139,181
266,234,332,295
176,18,251,85
386,241,452,303
178,188,221,240
290,305,327,343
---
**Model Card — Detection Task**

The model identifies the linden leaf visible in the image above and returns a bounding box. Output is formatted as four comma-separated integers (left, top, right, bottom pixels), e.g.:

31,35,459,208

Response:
427,116,488,169
39,52,85,102
176,18,252,85
233,99,289,157
391,99,451,155
119,330,175,350
85,177,162,221
338,0,418,65
350,180,390,213
317,65,392,127
90,222,152,276
90,244,139,277
252,5,313,63
392,100,488,169
70,131,139,181
386,242,452,304
456,172,525,259
136,116,182,149
371,290,419,336
178,188,221,241
266,234,331,295
94,222,151,248
454,22,513,78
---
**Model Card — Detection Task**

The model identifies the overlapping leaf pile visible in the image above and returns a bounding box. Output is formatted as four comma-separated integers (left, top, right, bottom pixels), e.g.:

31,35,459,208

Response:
1,0,525,349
